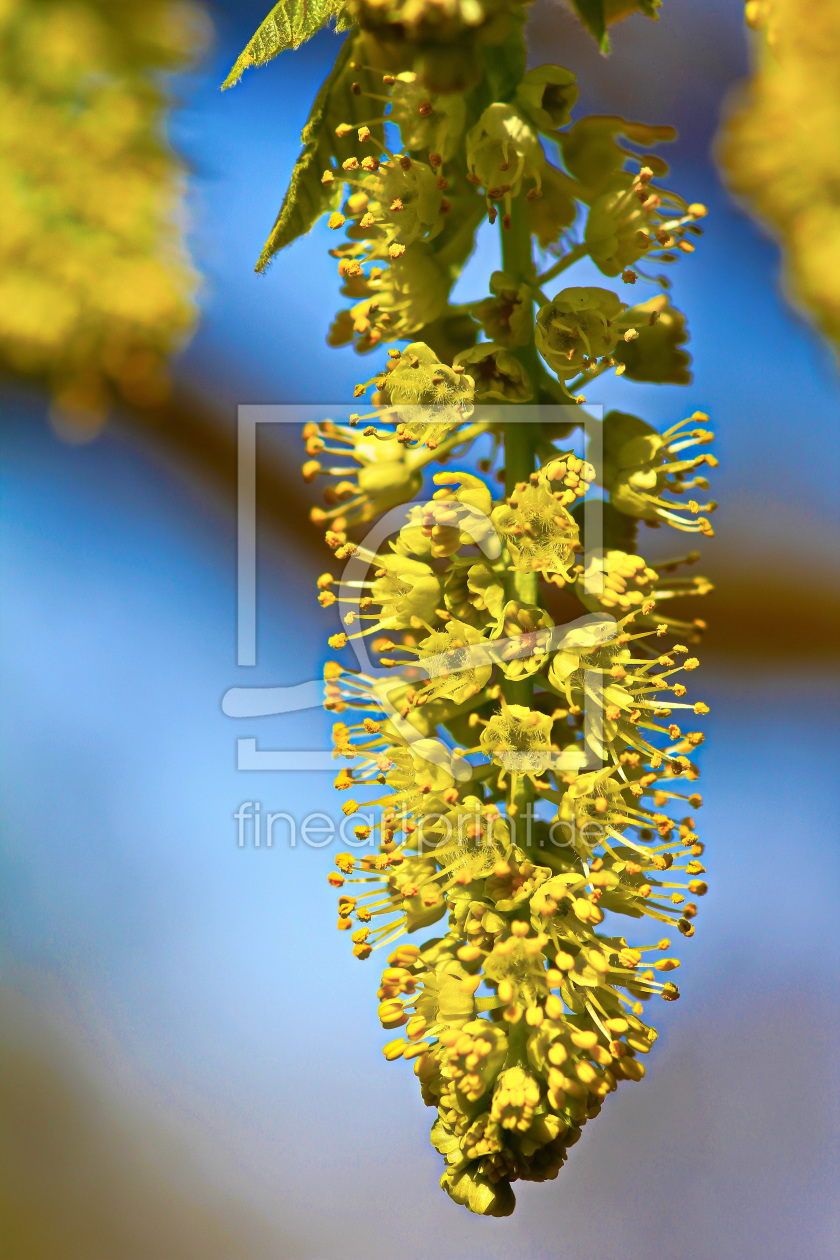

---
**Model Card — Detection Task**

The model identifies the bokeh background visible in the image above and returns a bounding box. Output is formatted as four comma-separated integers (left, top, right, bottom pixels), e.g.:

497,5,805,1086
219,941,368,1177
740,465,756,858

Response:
1,1,838,1256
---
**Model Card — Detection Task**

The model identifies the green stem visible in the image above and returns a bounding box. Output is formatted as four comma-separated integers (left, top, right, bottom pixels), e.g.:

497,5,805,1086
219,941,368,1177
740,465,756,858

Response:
537,241,589,286
499,193,539,623
500,194,541,408
406,420,491,473
499,193,538,824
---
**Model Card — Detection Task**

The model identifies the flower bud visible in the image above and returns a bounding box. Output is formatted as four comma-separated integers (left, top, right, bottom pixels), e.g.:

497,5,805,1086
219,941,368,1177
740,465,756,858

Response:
454,343,534,402
515,64,578,133
466,103,545,199
472,271,533,347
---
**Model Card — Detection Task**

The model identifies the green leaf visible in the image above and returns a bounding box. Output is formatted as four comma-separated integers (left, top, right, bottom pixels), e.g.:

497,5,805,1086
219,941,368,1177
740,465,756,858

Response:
568,0,609,52
255,37,380,270
606,0,661,19
569,1,662,50
221,0,346,90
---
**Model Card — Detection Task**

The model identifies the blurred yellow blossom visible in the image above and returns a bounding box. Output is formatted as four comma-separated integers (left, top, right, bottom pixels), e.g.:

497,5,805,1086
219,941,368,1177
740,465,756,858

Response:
719,0,840,348
0,0,206,434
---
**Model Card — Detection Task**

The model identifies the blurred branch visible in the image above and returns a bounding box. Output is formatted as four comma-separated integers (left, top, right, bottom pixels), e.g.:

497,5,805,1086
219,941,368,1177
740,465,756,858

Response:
0,988,302,1260
117,385,839,665
120,382,324,558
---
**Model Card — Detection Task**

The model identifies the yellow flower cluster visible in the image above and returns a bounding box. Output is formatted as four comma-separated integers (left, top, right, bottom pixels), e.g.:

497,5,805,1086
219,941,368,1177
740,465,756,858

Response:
226,0,716,1217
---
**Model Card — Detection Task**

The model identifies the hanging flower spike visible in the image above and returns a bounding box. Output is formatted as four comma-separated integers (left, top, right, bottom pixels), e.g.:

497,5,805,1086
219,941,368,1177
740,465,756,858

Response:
227,0,717,1217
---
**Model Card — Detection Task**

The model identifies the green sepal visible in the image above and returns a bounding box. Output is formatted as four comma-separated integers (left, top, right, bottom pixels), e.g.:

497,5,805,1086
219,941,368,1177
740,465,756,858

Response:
431,1116,461,1157
222,0,346,89
441,1164,516,1216
615,296,692,384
